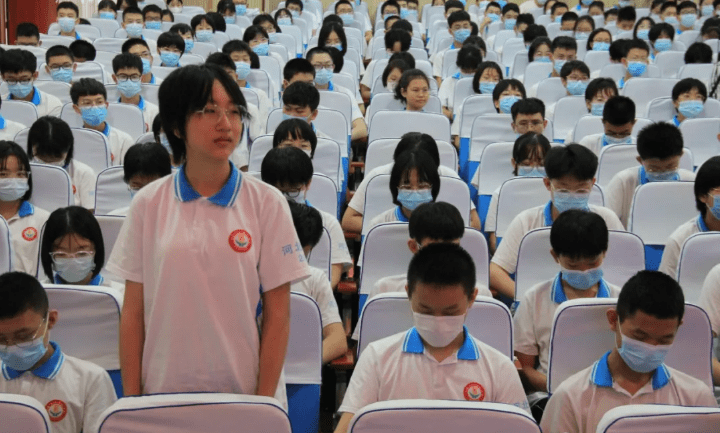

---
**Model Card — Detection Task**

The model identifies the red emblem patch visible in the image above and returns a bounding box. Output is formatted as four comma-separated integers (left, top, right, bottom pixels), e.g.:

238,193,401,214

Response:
21,227,37,241
72,184,77,195
228,229,252,253
45,399,67,422
463,382,485,401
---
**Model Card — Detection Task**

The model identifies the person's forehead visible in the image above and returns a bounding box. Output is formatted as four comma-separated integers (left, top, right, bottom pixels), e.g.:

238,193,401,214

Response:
125,12,143,20
48,54,73,64
310,52,332,62
117,66,142,74
516,112,543,120
58,7,77,16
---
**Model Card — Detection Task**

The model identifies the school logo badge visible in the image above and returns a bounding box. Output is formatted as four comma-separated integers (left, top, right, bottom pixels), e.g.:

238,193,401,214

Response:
45,399,67,422
463,382,485,401
72,185,77,195
22,227,37,241
229,229,252,253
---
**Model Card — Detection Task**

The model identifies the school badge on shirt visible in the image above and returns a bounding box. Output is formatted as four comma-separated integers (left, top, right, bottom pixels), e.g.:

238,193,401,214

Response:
22,227,37,241
46,399,68,422
463,382,485,401
229,229,252,253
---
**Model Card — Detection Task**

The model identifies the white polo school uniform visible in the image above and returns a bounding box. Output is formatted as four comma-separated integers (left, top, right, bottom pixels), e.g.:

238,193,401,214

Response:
66,160,96,210
338,327,529,415
698,264,720,335
606,166,696,228
118,96,159,132
0,115,26,141
659,215,712,279
7,201,50,275
291,266,342,328
491,201,624,275
0,342,117,433
98,123,134,166
8,87,63,117
309,201,352,271
106,163,309,408
578,133,635,156
540,351,718,433
513,274,620,374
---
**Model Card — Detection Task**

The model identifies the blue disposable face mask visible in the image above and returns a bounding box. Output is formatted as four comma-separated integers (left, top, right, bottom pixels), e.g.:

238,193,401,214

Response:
0,322,48,372
654,38,672,52
604,134,632,145
504,18,516,30
678,100,704,118
145,20,162,30
581,0,592,5
680,13,696,27
329,43,344,51
517,166,545,177
663,16,679,25
252,42,269,56
58,17,76,33
196,29,214,43
8,82,34,99
553,59,566,75
50,67,73,83
617,329,672,373
282,113,310,123
117,79,142,98
81,105,108,127
592,41,610,51
236,4,247,15
100,11,115,20
0,178,29,202
235,61,251,80
499,95,521,113
618,0,632,6
486,13,500,22
479,81,497,94
637,29,650,40
184,38,194,53
53,256,96,283
626,61,647,77
314,68,333,85
397,189,433,211
340,13,355,24
125,23,143,38
535,55,552,63
645,169,679,182
591,102,604,116
454,28,471,43
224,15,236,24
575,32,590,40
561,266,603,290
554,15,562,23
293,10,301,18
552,190,590,212
702,5,714,16
160,50,181,67
566,80,588,96
277,17,292,25
141,57,152,75
709,194,720,219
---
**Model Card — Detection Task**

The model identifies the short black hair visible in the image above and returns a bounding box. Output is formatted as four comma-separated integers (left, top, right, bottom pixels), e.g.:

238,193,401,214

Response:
283,57,316,81
624,38,650,57
517,13,534,27
393,132,441,167
334,0,354,13
617,270,685,323
272,118,318,156
585,77,617,102
407,243,476,299
205,52,236,72
282,81,320,110
123,142,172,183
447,10,472,27
551,35,577,53
523,24,548,44
305,46,331,64
560,60,589,79
218,0,236,14
205,12,226,32
586,29,612,51
678,0,697,11
685,42,713,64
0,272,48,319
472,61,503,94
121,38,150,54
318,23,347,55
27,116,74,166
384,28,411,51
672,78,707,102
528,36,551,62
561,11,579,23
609,39,631,62
551,1,569,15
511,97,545,120
287,0,304,11
382,59,411,86
394,68,429,103
288,201,323,249
456,44,483,70
169,23,193,37
98,0,117,11
16,22,40,39
381,0,401,15
492,79,526,102
544,143,598,181
391,19,413,34
444,0,463,12
604,8,618,19
122,6,143,19
409,202,465,244
70,77,107,105
649,22,675,42
45,45,74,65
261,146,314,187
636,122,683,160
69,40,96,61
40,206,105,281
157,31,185,53
57,1,79,15
222,39,253,57
191,14,216,32
323,14,344,27
617,5,636,22
112,52,143,74
513,132,551,174
253,14,280,33
390,149,441,206
142,3,162,18
0,48,37,74
574,15,595,32
159,64,247,163
603,96,635,125
694,156,720,215
551,209,608,260
0,140,33,201
389,51,415,68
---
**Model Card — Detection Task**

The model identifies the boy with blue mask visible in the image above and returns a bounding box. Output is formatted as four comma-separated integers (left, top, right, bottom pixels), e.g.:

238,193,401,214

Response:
169,23,195,54
70,78,134,166
431,9,473,84
69,40,96,63
121,39,161,85
583,78,617,120
510,97,547,136
479,1,502,35
559,11,578,31
615,6,636,31
109,142,172,215
515,210,620,395
334,243,529,433
56,2,84,40
0,272,117,433
15,22,41,47
490,144,623,299
619,36,650,89
545,60,590,120
156,32,185,68
44,46,76,84
606,122,696,228
550,1,569,23
111,53,159,132
0,49,63,117
438,44,482,121
122,7,159,52
671,78,707,126
142,4,163,30
281,81,332,140
578,96,636,156
527,36,577,97
541,270,717,433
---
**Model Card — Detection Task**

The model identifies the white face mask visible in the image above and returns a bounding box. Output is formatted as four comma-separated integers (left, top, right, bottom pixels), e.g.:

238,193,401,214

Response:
412,312,465,347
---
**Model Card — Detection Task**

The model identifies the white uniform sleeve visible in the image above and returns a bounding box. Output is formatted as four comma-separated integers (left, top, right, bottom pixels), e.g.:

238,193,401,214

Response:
337,343,381,414
490,213,527,274
491,352,531,413
484,191,500,232
513,289,540,357
311,271,342,327
82,369,118,433
698,265,720,335
325,213,352,267
360,61,375,88
432,51,444,78
438,78,453,108
539,381,581,433
605,172,628,228
106,190,146,283
77,165,97,210
658,231,683,279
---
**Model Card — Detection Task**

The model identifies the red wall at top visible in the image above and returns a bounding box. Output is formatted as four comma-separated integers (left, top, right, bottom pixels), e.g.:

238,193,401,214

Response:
7,0,56,43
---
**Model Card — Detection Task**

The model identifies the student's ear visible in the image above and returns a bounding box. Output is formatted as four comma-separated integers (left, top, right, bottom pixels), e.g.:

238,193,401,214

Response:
621,57,628,67
560,77,567,86
44,64,51,75
550,248,559,263
404,283,409,295
112,74,119,84
606,308,619,331
305,179,312,190
543,176,552,191
72,104,81,115
510,157,516,167
47,310,59,331
309,109,319,122
468,287,478,306
32,71,39,80
72,63,77,72
282,79,289,90
631,118,637,126
407,238,420,254
636,155,643,164
543,119,548,128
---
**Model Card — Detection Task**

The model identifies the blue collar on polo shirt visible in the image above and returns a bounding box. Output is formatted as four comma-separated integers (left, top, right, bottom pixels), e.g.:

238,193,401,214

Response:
2,342,65,380
11,87,41,106
671,115,680,127
394,206,409,222
402,326,479,360
591,350,671,390
618,77,625,90
543,200,554,226
245,82,251,89
638,166,680,185
18,201,34,217
53,273,104,286
328,81,335,91
149,75,157,84
174,162,242,207
117,96,146,110
697,213,710,232
450,42,456,50
551,272,611,304
0,115,5,130
101,122,111,137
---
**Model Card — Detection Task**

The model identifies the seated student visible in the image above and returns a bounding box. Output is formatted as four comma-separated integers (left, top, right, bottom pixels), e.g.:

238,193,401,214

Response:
489,144,624,299
122,39,162,85
69,40,96,63
510,97,547,137
0,141,50,275
218,0,237,25
698,264,720,384
0,49,63,117
604,8,619,25
286,0,320,31
559,78,617,142
648,23,675,60
678,0,699,32
168,23,194,54
272,118,318,159
439,45,482,121
515,13,535,35
515,210,621,394
208,11,228,32
0,99,26,141
634,16,655,41
528,36,577,97
70,78,134,166
243,25,285,67
615,6,637,31
550,1,569,23
520,37,552,82
650,0,664,16
578,96,636,156
98,0,117,20
190,14,216,44
335,0,369,41
282,81,332,140
27,116,96,210
108,142,172,216
15,23,41,47
253,14,282,42
305,47,368,142
156,32,185,68
659,156,720,278
335,243,530,433
560,11,579,31
0,272,117,433
546,60,590,120
122,6,158,53
56,1,85,41
117,0,138,11
111,53,160,131
588,1,604,17
541,270,718,433
152,116,182,167
377,59,412,98
261,146,351,289
609,38,630,65
701,21,720,40
685,42,714,64
479,1,502,35
274,7,294,26
142,4,163,30
431,10,474,86
471,61,503,96
480,132,552,253
361,28,412,102
607,122,696,228
493,78,526,114
363,11,399,61
619,38,651,90
573,15,595,40
44,46,76,84
222,40,271,122
393,69,431,112
487,4,521,49
523,24,548,48
671,78,708,126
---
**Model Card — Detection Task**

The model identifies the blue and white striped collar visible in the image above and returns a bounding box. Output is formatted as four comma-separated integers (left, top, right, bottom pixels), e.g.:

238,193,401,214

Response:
327,81,335,91
618,77,625,90
697,213,710,232
101,122,111,137
402,326,479,360
53,273,104,286
590,350,671,390
2,341,65,380
551,272,611,304
0,114,5,130
18,201,34,218
173,162,242,207
671,115,681,127
543,200,554,226
394,206,409,222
